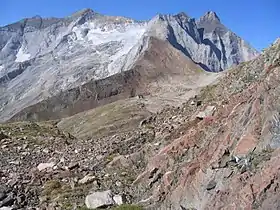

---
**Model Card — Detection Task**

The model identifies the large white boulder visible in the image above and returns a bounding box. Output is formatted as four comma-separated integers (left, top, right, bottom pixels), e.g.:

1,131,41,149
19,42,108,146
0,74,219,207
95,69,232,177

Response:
85,190,114,209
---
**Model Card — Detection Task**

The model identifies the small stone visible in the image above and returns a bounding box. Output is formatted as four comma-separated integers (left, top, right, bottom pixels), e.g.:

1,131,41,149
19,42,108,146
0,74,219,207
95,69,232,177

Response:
196,106,216,119
22,180,30,184
206,180,217,191
42,148,49,153
92,180,99,187
78,175,96,185
96,155,103,160
153,142,161,146
21,152,30,156
37,162,55,171
9,161,20,165
121,172,127,176
59,157,65,163
70,180,75,189
85,190,114,209
67,162,79,170
240,165,247,174
22,144,28,149
115,181,122,187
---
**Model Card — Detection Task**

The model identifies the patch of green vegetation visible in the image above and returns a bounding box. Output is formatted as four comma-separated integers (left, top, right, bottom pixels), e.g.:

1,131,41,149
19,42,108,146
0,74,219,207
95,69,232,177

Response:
200,84,218,102
251,147,274,170
242,73,256,83
61,202,74,210
77,206,91,210
59,184,92,200
42,180,62,196
112,204,143,210
0,121,64,141
144,124,155,130
106,153,118,163
41,179,94,208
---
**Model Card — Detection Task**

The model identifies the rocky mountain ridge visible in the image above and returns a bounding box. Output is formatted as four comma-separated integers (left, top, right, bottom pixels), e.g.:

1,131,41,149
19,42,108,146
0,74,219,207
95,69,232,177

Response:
0,9,258,122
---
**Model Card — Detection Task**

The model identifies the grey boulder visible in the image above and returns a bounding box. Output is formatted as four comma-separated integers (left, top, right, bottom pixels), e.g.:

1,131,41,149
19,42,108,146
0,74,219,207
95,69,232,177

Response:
85,190,115,209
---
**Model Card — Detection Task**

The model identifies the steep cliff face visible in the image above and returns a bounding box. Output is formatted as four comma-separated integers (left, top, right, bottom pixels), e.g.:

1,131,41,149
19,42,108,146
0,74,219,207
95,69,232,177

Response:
0,9,258,122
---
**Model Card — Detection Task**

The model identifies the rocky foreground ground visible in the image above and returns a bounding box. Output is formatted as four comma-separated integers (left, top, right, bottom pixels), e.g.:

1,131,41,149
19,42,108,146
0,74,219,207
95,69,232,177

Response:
0,39,280,210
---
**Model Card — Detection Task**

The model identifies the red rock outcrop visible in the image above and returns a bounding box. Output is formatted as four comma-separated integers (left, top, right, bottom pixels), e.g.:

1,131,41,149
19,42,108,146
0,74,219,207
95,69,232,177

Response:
134,39,280,209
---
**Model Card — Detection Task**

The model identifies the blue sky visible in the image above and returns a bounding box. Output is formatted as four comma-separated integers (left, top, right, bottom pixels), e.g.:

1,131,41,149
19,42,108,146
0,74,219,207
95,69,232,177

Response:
1,0,279,50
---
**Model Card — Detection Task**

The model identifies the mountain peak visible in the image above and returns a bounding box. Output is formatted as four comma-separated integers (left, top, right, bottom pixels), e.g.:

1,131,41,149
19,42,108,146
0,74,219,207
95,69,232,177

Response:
200,11,221,22
173,12,190,22
71,8,95,18
273,37,280,45
31,15,42,20
174,12,189,19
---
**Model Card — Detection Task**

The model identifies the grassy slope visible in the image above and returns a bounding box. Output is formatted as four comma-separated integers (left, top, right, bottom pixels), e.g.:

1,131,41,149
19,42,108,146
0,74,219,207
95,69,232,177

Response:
58,98,151,139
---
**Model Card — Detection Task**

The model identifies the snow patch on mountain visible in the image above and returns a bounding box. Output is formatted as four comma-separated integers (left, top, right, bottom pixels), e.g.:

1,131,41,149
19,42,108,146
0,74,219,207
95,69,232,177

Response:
15,46,31,62
72,21,147,75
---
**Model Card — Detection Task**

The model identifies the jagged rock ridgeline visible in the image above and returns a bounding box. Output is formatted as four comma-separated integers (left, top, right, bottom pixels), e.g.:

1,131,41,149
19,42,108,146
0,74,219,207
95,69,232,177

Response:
0,9,258,122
